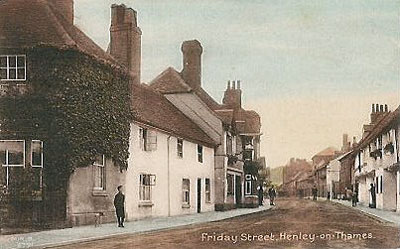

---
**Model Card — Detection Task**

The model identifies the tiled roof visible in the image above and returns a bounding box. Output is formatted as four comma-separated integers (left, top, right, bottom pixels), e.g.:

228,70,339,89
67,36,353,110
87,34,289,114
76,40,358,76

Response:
132,83,216,147
214,109,234,125
234,109,261,134
149,67,191,94
0,0,122,69
312,147,339,159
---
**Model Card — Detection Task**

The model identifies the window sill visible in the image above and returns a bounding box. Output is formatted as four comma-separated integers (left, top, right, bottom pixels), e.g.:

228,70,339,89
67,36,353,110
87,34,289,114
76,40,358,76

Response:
92,190,108,197
139,201,154,207
182,203,190,208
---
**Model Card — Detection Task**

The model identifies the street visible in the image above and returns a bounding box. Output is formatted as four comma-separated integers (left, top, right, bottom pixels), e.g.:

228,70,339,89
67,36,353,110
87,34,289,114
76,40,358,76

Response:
53,199,400,249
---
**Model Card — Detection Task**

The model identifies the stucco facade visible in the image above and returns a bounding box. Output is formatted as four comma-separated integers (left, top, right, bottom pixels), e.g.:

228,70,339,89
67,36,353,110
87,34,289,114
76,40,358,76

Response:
125,123,215,220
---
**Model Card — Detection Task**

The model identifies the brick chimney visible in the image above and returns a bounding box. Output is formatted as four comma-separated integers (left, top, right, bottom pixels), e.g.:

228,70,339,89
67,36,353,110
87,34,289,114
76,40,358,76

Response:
50,0,74,24
222,80,242,109
181,40,203,89
109,4,142,84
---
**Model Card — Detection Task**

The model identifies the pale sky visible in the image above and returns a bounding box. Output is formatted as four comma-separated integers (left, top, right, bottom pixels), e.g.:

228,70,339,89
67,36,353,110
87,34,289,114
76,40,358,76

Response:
74,0,400,168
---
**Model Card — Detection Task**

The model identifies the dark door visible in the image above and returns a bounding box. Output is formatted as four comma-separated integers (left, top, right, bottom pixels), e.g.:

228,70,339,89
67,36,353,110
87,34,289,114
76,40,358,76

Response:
197,178,201,213
235,175,241,206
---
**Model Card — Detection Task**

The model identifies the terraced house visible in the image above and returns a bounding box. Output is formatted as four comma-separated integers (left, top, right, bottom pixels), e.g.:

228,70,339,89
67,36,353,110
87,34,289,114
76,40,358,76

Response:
353,104,400,211
149,40,262,210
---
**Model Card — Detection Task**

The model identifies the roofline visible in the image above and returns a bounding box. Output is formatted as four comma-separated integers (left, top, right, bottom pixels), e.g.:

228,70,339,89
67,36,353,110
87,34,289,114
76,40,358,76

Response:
132,120,218,148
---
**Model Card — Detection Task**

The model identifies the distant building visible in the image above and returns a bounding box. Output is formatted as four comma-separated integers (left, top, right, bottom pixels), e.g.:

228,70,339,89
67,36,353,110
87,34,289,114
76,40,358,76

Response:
281,158,312,197
312,147,339,197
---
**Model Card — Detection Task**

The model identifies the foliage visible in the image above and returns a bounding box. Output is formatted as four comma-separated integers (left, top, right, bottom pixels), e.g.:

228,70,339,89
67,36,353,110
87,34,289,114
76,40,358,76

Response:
244,160,262,177
0,47,132,190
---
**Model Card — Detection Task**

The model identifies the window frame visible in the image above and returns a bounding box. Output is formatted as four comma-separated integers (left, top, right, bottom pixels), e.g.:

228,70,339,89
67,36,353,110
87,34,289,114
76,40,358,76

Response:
0,140,25,189
139,173,154,202
177,138,183,158
182,178,190,205
93,154,105,191
227,174,234,196
197,144,203,163
0,55,26,81
205,178,211,203
245,174,252,195
31,140,43,168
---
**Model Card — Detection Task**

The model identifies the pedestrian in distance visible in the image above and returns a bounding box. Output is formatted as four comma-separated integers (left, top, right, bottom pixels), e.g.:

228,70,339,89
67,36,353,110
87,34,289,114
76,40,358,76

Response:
369,183,376,208
268,185,277,206
258,182,264,206
114,185,125,227
312,185,317,201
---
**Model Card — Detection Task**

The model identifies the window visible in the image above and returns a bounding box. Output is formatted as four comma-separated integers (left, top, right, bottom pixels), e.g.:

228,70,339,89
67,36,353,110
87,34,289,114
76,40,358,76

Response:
93,155,105,190
140,128,157,151
376,177,379,194
31,140,43,191
182,179,190,205
227,174,234,196
197,145,203,163
245,174,252,195
177,139,183,158
380,175,383,193
140,174,155,201
0,55,26,81
205,178,211,202
226,133,232,155
0,140,25,188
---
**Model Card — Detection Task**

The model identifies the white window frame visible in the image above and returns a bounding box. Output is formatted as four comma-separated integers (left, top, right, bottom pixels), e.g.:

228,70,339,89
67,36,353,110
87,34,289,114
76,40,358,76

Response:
227,173,234,196
182,178,190,205
31,140,43,168
93,154,105,191
139,173,155,202
1,140,25,188
177,138,183,158
197,144,203,163
205,178,211,203
139,128,157,151
0,55,26,81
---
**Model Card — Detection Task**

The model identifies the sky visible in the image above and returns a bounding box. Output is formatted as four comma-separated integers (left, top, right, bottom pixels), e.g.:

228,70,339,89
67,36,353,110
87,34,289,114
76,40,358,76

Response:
74,0,400,168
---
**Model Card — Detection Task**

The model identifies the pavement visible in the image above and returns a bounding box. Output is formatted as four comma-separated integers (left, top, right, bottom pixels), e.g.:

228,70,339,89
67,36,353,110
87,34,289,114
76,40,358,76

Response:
331,199,400,226
0,204,272,249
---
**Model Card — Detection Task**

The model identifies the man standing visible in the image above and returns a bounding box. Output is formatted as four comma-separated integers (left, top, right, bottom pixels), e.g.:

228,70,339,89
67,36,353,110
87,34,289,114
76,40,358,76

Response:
258,182,264,206
114,185,125,227
312,185,318,201
268,185,277,206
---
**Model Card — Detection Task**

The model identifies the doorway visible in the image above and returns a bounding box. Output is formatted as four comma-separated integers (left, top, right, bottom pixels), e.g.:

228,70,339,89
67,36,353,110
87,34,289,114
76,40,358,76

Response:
235,175,242,206
197,178,201,213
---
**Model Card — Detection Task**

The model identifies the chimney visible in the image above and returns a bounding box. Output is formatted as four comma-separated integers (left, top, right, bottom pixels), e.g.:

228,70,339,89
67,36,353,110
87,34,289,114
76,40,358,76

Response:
50,0,74,24
222,79,242,109
342,134,349,152
181,40,203,89
109,4,142,84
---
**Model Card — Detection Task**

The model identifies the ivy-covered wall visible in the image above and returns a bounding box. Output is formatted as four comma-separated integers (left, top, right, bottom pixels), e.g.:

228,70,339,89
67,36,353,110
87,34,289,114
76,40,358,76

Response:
0,46,132,191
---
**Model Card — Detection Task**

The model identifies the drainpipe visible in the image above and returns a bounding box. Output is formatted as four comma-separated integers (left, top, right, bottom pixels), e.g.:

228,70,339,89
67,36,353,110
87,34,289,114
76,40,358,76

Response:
167,135,172,216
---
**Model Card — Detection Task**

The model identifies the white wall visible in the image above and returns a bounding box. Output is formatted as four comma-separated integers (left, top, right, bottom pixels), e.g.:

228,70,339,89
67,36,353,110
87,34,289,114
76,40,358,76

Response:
326,158,340,196
125,123,215,220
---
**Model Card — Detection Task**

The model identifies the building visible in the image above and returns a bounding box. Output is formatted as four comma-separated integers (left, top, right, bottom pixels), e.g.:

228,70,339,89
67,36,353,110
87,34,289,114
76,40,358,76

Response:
281,158,312,197
325,155,342,199
149,40,262,210
353,104,399,211
311,147,339,197
0,0,131,227
125,83,217,219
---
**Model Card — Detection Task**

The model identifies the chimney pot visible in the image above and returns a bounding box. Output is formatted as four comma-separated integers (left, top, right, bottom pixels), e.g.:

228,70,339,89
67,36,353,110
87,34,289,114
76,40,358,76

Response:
232,80,236,89
237,80,241,89
372,104,375,113
227,80,231,89
376,104,379,112
380,104,384,112
385,104,388,112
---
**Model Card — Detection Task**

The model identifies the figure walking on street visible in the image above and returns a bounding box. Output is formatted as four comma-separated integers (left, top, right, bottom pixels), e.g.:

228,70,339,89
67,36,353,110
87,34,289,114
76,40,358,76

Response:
268,185,276,206
114,185,125,227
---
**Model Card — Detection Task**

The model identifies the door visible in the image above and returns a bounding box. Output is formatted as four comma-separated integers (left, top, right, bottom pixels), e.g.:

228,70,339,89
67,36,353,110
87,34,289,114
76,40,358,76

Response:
197,178,201,213
235,175,242,206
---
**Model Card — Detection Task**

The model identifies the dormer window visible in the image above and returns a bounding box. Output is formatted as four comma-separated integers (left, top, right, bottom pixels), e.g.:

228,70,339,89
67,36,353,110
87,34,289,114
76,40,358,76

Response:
0,55,26,81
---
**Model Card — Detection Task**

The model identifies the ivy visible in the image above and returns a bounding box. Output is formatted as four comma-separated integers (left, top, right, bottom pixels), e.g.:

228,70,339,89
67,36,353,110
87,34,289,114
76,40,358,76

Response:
0,47,132,190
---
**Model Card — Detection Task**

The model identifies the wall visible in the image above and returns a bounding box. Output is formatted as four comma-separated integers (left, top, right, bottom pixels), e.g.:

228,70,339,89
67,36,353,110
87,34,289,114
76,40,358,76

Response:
67,158,125,226
326,158,340,197
125,123,214,220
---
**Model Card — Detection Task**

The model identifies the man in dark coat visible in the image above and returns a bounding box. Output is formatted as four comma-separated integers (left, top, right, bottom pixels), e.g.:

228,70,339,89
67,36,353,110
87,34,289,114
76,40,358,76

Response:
114,185,125,227
268,186,277,206
258,183,264,206
312,186,318,200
